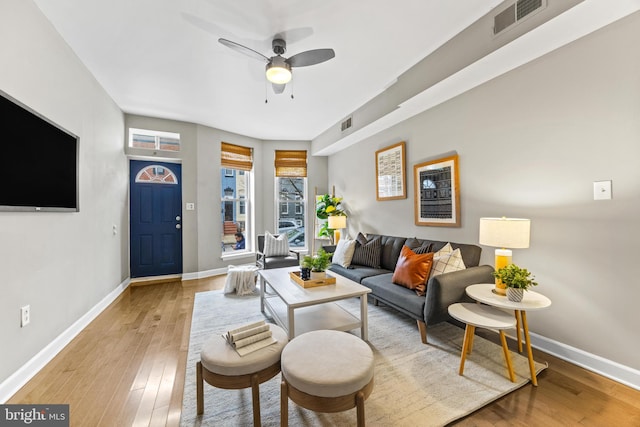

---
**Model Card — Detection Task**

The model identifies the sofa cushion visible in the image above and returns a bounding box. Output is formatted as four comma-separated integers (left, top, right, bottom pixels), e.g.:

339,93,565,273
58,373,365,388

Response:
412,238,482,267
392,246,434,296
264,232,289,257
361,273,425,319
429,248,466,280
332,238,356,268
405,238,432,254
366,234,407,271
328,264,390,283
352,235,382,268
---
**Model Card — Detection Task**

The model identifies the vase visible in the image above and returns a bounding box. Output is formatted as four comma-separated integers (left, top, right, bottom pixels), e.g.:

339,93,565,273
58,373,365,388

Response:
310,271,325,280
507,287,524,302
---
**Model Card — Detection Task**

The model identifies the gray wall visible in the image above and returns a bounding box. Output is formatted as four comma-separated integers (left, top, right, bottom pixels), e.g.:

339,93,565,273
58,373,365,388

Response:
327,12,640,371
125,116,328,274
0,0,128,385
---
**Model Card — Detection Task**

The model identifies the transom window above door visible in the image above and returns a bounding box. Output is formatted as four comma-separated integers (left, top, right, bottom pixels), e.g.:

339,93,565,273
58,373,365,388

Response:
135,165,178,184
129,128,181,152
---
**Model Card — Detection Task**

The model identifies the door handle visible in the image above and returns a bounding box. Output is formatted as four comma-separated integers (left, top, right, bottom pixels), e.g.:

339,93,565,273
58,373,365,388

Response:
176,224,181,229
176,215,181,221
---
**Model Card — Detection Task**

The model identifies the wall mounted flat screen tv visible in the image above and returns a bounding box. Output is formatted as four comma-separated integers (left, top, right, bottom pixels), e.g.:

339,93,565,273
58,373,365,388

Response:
1,90,79,212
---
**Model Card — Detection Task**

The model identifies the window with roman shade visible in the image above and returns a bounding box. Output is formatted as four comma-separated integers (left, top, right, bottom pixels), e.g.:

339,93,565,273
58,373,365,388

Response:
220,142,253,255
274,150,307,249
221,142,253,171
275,150,307,177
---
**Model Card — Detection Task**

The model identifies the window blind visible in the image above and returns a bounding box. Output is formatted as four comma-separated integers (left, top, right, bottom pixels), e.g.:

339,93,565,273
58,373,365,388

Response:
275,150,307,177
221,142,253,171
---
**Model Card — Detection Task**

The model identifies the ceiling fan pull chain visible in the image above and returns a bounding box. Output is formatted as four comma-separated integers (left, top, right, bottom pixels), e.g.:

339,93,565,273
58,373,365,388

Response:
290,79,294,100
265,79,269,104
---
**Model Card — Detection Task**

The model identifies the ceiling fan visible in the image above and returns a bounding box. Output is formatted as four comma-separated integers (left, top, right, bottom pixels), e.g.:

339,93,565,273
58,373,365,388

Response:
218,37,335,94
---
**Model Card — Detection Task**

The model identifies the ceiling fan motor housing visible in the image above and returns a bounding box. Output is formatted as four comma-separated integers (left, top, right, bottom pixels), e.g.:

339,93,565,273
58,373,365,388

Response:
272,38,286,55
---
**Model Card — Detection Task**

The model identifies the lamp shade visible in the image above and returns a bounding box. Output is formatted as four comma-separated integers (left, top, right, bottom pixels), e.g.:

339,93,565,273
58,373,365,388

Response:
479,217,530,249
327,215,347,229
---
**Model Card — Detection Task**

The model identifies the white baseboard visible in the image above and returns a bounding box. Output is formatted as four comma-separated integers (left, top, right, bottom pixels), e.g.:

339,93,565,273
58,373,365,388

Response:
0,278,130,403
529,331,640,391
181,267,227,281
182,263,255,282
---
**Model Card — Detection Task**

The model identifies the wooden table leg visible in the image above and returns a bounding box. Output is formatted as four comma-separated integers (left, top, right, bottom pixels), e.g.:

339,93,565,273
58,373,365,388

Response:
515,310,523,353
459,325,475,375
360,294,369,341
521,310,538,386
499,331,516,382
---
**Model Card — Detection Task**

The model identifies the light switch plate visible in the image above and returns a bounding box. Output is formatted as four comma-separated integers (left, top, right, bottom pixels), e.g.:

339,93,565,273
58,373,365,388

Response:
593,180,612,200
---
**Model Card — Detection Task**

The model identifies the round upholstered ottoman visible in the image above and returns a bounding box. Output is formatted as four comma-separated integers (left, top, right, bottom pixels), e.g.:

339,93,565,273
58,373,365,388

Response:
280,330,374,427
197,324,288,426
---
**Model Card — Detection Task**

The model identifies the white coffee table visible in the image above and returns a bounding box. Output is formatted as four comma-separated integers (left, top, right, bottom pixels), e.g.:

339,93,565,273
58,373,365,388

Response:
259,266,371,340
466,283,551,386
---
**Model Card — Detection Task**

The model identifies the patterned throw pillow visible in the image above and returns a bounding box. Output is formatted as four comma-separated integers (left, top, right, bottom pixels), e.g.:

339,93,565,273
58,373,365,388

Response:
433,242,453,256
413,243,433,254
429,247,466,280
264,232,290,257
332,238,356,268
392,246,434,296
404,238,432,255
351,234,382,268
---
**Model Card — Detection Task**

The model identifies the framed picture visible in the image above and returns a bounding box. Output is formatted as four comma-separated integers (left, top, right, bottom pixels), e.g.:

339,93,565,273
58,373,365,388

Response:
375,141,406,201
413,154,460,227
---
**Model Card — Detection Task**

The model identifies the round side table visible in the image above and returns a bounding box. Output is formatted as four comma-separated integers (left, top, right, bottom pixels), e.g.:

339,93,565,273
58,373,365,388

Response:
448,303,517,382
466,283,551,386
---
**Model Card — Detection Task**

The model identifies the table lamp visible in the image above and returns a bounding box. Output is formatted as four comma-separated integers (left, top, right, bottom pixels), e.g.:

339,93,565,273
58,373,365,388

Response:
479,217,531,296
327,215,347,245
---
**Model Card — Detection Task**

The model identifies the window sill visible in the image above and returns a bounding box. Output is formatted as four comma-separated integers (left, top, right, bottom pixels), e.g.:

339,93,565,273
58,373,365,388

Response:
221,251,256,261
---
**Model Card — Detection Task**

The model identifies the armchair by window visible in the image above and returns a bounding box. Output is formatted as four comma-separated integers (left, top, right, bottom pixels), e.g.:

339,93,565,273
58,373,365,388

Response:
256,234,300,269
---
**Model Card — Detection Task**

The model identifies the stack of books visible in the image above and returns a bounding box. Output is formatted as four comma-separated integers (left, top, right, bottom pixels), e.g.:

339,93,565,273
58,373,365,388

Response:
223,320,277,356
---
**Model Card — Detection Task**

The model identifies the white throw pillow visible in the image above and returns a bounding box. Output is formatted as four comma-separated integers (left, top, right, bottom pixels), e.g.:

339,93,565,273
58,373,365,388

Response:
434,242,453,257
264,232,290,257
429,247,466,280
332,239,356,268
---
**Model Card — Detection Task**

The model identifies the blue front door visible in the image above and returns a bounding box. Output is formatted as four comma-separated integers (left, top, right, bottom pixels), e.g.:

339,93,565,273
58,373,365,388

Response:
129,160,183,278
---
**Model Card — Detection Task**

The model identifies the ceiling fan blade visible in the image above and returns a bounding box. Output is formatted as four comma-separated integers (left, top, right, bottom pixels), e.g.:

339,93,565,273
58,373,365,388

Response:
272,83,286,94
287,48,335,67
218,38,269,62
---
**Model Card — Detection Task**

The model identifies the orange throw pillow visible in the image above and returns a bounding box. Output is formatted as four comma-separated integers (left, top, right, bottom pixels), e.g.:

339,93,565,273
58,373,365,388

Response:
392,246,434,296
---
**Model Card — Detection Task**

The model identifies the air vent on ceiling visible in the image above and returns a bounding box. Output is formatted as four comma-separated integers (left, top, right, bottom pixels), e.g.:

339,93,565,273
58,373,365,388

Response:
341,116,352,132
494,0,545,35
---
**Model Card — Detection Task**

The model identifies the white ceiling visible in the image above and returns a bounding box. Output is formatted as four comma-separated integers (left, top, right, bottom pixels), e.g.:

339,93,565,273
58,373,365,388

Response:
32,0,505,141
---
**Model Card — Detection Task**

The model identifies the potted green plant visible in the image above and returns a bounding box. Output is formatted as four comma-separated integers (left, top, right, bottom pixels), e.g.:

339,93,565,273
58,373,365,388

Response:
306,249,331,279
492,264,538,302
300,255,314,280
316,194,346,244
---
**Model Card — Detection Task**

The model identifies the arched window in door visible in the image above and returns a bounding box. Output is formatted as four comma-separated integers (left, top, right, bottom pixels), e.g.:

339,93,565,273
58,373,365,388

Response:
134,165,178,184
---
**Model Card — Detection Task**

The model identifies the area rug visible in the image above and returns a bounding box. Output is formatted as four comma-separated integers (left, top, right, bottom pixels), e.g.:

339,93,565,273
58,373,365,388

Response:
180,290,546,426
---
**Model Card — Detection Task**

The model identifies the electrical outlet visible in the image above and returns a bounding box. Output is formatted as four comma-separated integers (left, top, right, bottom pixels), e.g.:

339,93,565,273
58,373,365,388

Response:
21,305,30,327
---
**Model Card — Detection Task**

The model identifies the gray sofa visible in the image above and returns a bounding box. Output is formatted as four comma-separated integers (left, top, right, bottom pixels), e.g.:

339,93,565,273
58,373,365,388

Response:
328,233,494,344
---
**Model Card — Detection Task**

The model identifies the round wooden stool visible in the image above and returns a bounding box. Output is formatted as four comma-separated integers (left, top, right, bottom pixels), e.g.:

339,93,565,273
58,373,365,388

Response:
280,330,374,427
448,302,517,382
197,324,288,426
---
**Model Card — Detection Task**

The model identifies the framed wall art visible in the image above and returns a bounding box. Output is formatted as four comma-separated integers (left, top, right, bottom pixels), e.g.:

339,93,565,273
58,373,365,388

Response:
375,141,406,201
413,154,460,227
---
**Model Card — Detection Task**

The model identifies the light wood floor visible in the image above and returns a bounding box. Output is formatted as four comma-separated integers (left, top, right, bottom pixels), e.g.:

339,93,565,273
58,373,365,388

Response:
8,276,640,426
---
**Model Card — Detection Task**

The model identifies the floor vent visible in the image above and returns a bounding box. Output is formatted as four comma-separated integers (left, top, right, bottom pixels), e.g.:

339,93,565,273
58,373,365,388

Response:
341,116,352,132
494,0,544,35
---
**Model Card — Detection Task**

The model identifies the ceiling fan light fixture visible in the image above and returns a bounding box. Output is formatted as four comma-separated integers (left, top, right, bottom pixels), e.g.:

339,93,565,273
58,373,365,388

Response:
266,58,292,84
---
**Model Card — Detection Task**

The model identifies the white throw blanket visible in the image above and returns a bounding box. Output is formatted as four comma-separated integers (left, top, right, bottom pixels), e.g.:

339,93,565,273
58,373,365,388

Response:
223,265,258,295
